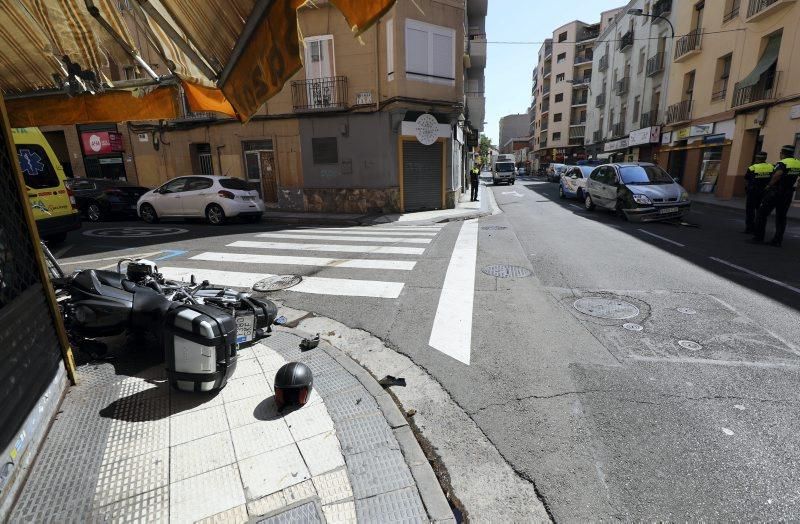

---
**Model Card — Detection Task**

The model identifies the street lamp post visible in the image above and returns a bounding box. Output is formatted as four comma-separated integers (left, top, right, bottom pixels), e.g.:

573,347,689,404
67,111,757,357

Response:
627,8,675,39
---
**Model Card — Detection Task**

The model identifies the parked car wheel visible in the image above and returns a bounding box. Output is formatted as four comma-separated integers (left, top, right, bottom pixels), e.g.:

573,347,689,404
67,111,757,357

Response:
140,203,158,223
585,194,595,211
87,202,104,222
559,184,565,199
206,203,226,225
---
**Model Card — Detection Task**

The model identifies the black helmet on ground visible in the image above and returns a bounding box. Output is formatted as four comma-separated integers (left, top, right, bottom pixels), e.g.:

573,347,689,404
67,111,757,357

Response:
274,362,313,409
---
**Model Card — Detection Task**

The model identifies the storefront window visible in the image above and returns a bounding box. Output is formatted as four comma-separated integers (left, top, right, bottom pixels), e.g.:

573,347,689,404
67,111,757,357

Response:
698,147,722,193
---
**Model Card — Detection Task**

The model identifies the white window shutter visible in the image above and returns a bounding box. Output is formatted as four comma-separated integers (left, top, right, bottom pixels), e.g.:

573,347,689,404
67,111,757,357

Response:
386,19,394,77
406,27,429,75
431,32,453,79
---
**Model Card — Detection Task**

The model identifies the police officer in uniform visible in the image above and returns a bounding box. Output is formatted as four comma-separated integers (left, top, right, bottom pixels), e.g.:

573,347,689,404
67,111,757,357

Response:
743,151,774,234
753,145,800,247
470,163,481,202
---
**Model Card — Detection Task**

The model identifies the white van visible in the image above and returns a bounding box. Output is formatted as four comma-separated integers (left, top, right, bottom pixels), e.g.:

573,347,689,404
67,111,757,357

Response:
492,160,517,185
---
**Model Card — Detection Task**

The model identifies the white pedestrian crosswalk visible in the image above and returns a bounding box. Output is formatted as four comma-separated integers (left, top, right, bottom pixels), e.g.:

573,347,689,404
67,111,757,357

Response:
159,224,445,299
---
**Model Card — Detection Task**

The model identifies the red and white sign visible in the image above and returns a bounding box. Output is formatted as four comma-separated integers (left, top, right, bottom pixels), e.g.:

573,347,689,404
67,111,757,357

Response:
80,131,124,155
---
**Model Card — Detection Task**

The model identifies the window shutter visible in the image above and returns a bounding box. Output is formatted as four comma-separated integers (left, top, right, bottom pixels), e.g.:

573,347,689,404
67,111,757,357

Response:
432,32,453,79
406,27,429,75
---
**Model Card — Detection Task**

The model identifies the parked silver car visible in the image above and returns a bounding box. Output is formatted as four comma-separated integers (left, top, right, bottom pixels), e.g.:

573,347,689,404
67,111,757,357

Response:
584,163,691,222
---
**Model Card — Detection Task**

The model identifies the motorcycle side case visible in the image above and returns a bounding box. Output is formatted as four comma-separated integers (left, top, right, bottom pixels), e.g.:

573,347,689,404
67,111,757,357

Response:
164,304,237,393
241,296,278,331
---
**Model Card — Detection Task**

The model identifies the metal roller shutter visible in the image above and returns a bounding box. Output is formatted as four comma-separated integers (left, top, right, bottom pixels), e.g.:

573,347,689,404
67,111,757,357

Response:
403,141,442,212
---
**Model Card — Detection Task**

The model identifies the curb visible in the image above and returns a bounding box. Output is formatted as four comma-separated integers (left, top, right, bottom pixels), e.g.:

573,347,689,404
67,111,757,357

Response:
280,326,454,523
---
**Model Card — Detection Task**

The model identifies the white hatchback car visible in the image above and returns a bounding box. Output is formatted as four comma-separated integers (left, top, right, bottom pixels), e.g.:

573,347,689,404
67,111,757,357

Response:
138,175,265,225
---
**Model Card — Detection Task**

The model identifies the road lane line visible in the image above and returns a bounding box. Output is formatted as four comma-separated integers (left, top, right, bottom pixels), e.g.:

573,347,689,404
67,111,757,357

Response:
428,219,479,365
569,204,582,209
160,267,405,299
288,229,439,237
710,257,800,294
191,252,416,270
228,240,424,255
637,229,685,247
256,233,432,244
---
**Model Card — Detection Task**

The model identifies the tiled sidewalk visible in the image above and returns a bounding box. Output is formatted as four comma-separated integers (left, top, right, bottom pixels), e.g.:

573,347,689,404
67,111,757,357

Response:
9,331,433,523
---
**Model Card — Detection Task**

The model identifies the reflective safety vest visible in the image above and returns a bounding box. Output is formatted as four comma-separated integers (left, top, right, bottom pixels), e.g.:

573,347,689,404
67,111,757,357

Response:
781,157,800,175
777,157,800,193
749,162,774,179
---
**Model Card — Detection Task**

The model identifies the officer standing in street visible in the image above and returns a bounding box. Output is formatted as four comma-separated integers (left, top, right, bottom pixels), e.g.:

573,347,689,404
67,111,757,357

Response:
470,162,481,202
743,151,773,234
753,145,800,247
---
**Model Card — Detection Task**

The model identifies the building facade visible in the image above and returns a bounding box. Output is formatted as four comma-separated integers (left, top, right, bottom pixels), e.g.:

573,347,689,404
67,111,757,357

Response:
498,113,530,152
659,0,800,202
529,14,624,169
36,0,488,214
585,0,677,164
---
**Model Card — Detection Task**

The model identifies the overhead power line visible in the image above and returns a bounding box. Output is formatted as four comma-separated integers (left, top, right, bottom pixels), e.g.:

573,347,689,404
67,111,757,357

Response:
483,28,746,46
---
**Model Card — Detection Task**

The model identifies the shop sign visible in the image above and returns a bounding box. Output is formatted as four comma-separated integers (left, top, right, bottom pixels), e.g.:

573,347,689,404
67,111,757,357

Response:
604,138,629,152
99,157,123,165
676,127,691,140
661,131,672,145
628,126,661,146
690,124,714,137
791,105,800,120
703,134,726,144
401,116,451,144
81,131,124,155
137,133,149,142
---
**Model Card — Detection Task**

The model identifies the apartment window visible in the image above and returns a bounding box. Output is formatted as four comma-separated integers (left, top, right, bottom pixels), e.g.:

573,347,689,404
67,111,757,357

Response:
684,70,696,99
312,137,338,164
693,1,705,31
405,19,455,84
633,96,641,123
556,73,565,83
555,93,564,103
609,109,615,130
190,143,213,175
553,132,562,140
558,31,568,42
557,52,567,64
554,113,563,122
386,19,394,80
638,48,646,74
723,0,740,22
712,54,732,100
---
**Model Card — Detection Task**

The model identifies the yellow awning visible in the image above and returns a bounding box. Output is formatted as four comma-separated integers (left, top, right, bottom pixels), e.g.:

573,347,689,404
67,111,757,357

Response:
0,0,396,123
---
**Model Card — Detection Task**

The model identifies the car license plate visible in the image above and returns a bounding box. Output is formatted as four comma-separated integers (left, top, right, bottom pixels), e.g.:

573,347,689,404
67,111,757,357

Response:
242,196,254,201
659,207,679,214
235,314,255,344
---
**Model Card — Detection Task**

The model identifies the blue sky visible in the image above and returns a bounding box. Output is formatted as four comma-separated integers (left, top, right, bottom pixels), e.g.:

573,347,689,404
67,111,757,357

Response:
483,0,625,145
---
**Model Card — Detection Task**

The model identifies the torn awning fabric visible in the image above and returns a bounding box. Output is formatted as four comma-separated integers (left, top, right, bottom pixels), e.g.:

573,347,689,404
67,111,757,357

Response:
0,0,396,124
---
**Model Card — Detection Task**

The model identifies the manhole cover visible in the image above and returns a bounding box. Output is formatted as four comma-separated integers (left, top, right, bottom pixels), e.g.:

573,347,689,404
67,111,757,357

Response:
252,275,302,292
678,340,703,351
677,307,697,315
573,297,640,320
623,323,644,331
481,265,533,278
481,226,507,230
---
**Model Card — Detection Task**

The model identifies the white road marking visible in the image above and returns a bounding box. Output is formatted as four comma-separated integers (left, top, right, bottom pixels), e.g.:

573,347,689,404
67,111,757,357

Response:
428,219,479,365
289,229,439,237
256,232,432,244
710,257,800,294
734,404,746,410
637,229,685,247
191,252,416,271
569,204,582,209
314,226,443,232
53,245,73,258
721,427,734,436
60,251,164,266
160,267,404,299
502,191,524,197
228,240,424,255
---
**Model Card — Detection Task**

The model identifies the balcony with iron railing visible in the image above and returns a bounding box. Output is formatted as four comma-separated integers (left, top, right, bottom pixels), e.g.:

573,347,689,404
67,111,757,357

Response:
746,0,796,22
543,65,552,77
539,137,548,148
541,120,549,131
619,30,634,51
652,0,673,18
469,33,487,69
592,130,603,143
570,126,586,139
646,52,665,77
598,54,609,72
711,78,729,102
674,28,703,62
640,110,660,128
615,77,630,96
723,0,741,22
666,99,693,124
574,51,593,65
732,70,780,107
611,122,626,138
291,76,348,112
544,43,553,60
578,26,601,42
596,92,606,107
572,93,588,106
542,85,551,96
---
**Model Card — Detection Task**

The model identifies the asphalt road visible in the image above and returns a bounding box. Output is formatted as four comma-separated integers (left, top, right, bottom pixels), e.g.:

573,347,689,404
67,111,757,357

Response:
56,176,800,520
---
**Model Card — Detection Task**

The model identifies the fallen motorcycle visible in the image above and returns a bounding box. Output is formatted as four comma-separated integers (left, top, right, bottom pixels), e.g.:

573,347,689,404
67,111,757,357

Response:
44,243,278,392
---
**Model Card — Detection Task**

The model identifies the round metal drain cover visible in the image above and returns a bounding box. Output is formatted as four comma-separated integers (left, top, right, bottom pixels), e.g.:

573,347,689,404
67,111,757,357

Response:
481,265,533,278
677,307,697,315
678,340,702,351
623,323,644,332
481,226,507,230
252,275,303,292
573,297,640,320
